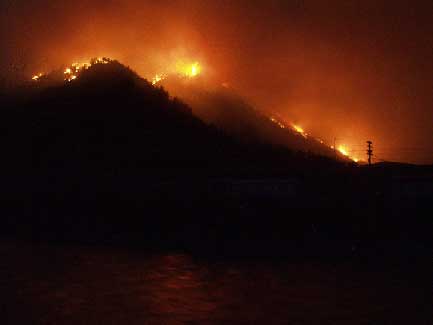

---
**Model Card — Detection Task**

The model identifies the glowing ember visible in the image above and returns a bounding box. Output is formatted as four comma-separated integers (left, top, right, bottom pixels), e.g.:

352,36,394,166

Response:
32,73,44,81
152,73,166,85
269,117,286,129
292,124,307,137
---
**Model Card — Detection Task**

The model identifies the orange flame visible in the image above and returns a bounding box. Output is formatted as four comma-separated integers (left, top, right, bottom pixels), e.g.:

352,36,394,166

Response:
32,73,44,81
152,73,166,85
338,145,349,156
31,57,111,82
176,61,201,78
337,145,360,162
62,57,110,82
269,117,286,129
292,124,308,137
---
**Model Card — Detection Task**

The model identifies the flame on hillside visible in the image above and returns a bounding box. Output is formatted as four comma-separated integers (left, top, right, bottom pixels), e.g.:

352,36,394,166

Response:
152,73,166,85
292,124,308,138
32,73,44,81
337,145,360,162
176,61,201,78
269,117,286,129
268,115,360,162
151,61,202,85
32,57,111,83
63,57,110,82
337,145,348,156
30,56,364,164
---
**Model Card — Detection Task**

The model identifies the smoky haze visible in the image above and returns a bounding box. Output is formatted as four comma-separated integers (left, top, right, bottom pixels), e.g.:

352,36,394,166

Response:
1,0,432,164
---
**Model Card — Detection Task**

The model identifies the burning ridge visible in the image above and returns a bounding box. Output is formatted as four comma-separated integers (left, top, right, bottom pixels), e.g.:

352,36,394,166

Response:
26,57,356,164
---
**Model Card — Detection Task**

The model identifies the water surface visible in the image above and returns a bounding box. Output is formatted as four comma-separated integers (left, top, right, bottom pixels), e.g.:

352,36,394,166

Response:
0,241,431,324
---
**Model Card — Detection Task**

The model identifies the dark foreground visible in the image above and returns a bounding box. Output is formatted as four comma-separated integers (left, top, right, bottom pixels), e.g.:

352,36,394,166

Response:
1,240,431,325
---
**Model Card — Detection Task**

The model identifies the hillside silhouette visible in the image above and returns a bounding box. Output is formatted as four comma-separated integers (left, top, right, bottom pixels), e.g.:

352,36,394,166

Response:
1,59,341,178
0,59,431,257
0,59,341,243
160,75,346,160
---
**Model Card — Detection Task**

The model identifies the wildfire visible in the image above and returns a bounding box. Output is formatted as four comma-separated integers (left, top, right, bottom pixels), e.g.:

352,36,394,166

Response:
292,124,308,137
269,117,286,129
29,56,365,165
269,117,361,162
32,73,44,81
150,60,202,86
32,57,111,83
175,61,202,78
269,117,311,138
63,57,110,82
337,145,360,163
269,116,360,162
190,63,200,77
152,73,166,85
338,145,349,156
72,62,91,70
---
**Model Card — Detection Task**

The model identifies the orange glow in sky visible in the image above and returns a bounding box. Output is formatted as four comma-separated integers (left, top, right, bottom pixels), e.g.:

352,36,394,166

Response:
10,1,432,163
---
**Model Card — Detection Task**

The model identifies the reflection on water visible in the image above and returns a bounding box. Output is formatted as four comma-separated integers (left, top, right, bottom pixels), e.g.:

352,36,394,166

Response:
0,241,431,324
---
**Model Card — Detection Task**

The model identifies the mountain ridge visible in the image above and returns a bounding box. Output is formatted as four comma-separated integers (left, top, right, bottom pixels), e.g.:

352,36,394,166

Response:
155,73,349,161
1,59,343,178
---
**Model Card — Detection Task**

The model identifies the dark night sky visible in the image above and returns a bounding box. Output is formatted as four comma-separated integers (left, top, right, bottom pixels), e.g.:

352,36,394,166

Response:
1,0,432,163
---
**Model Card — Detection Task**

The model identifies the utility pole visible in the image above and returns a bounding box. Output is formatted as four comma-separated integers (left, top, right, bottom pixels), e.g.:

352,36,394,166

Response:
366,141,373,166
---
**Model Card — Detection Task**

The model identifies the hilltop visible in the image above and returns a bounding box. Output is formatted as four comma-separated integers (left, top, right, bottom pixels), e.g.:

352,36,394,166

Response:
0,58,342,178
